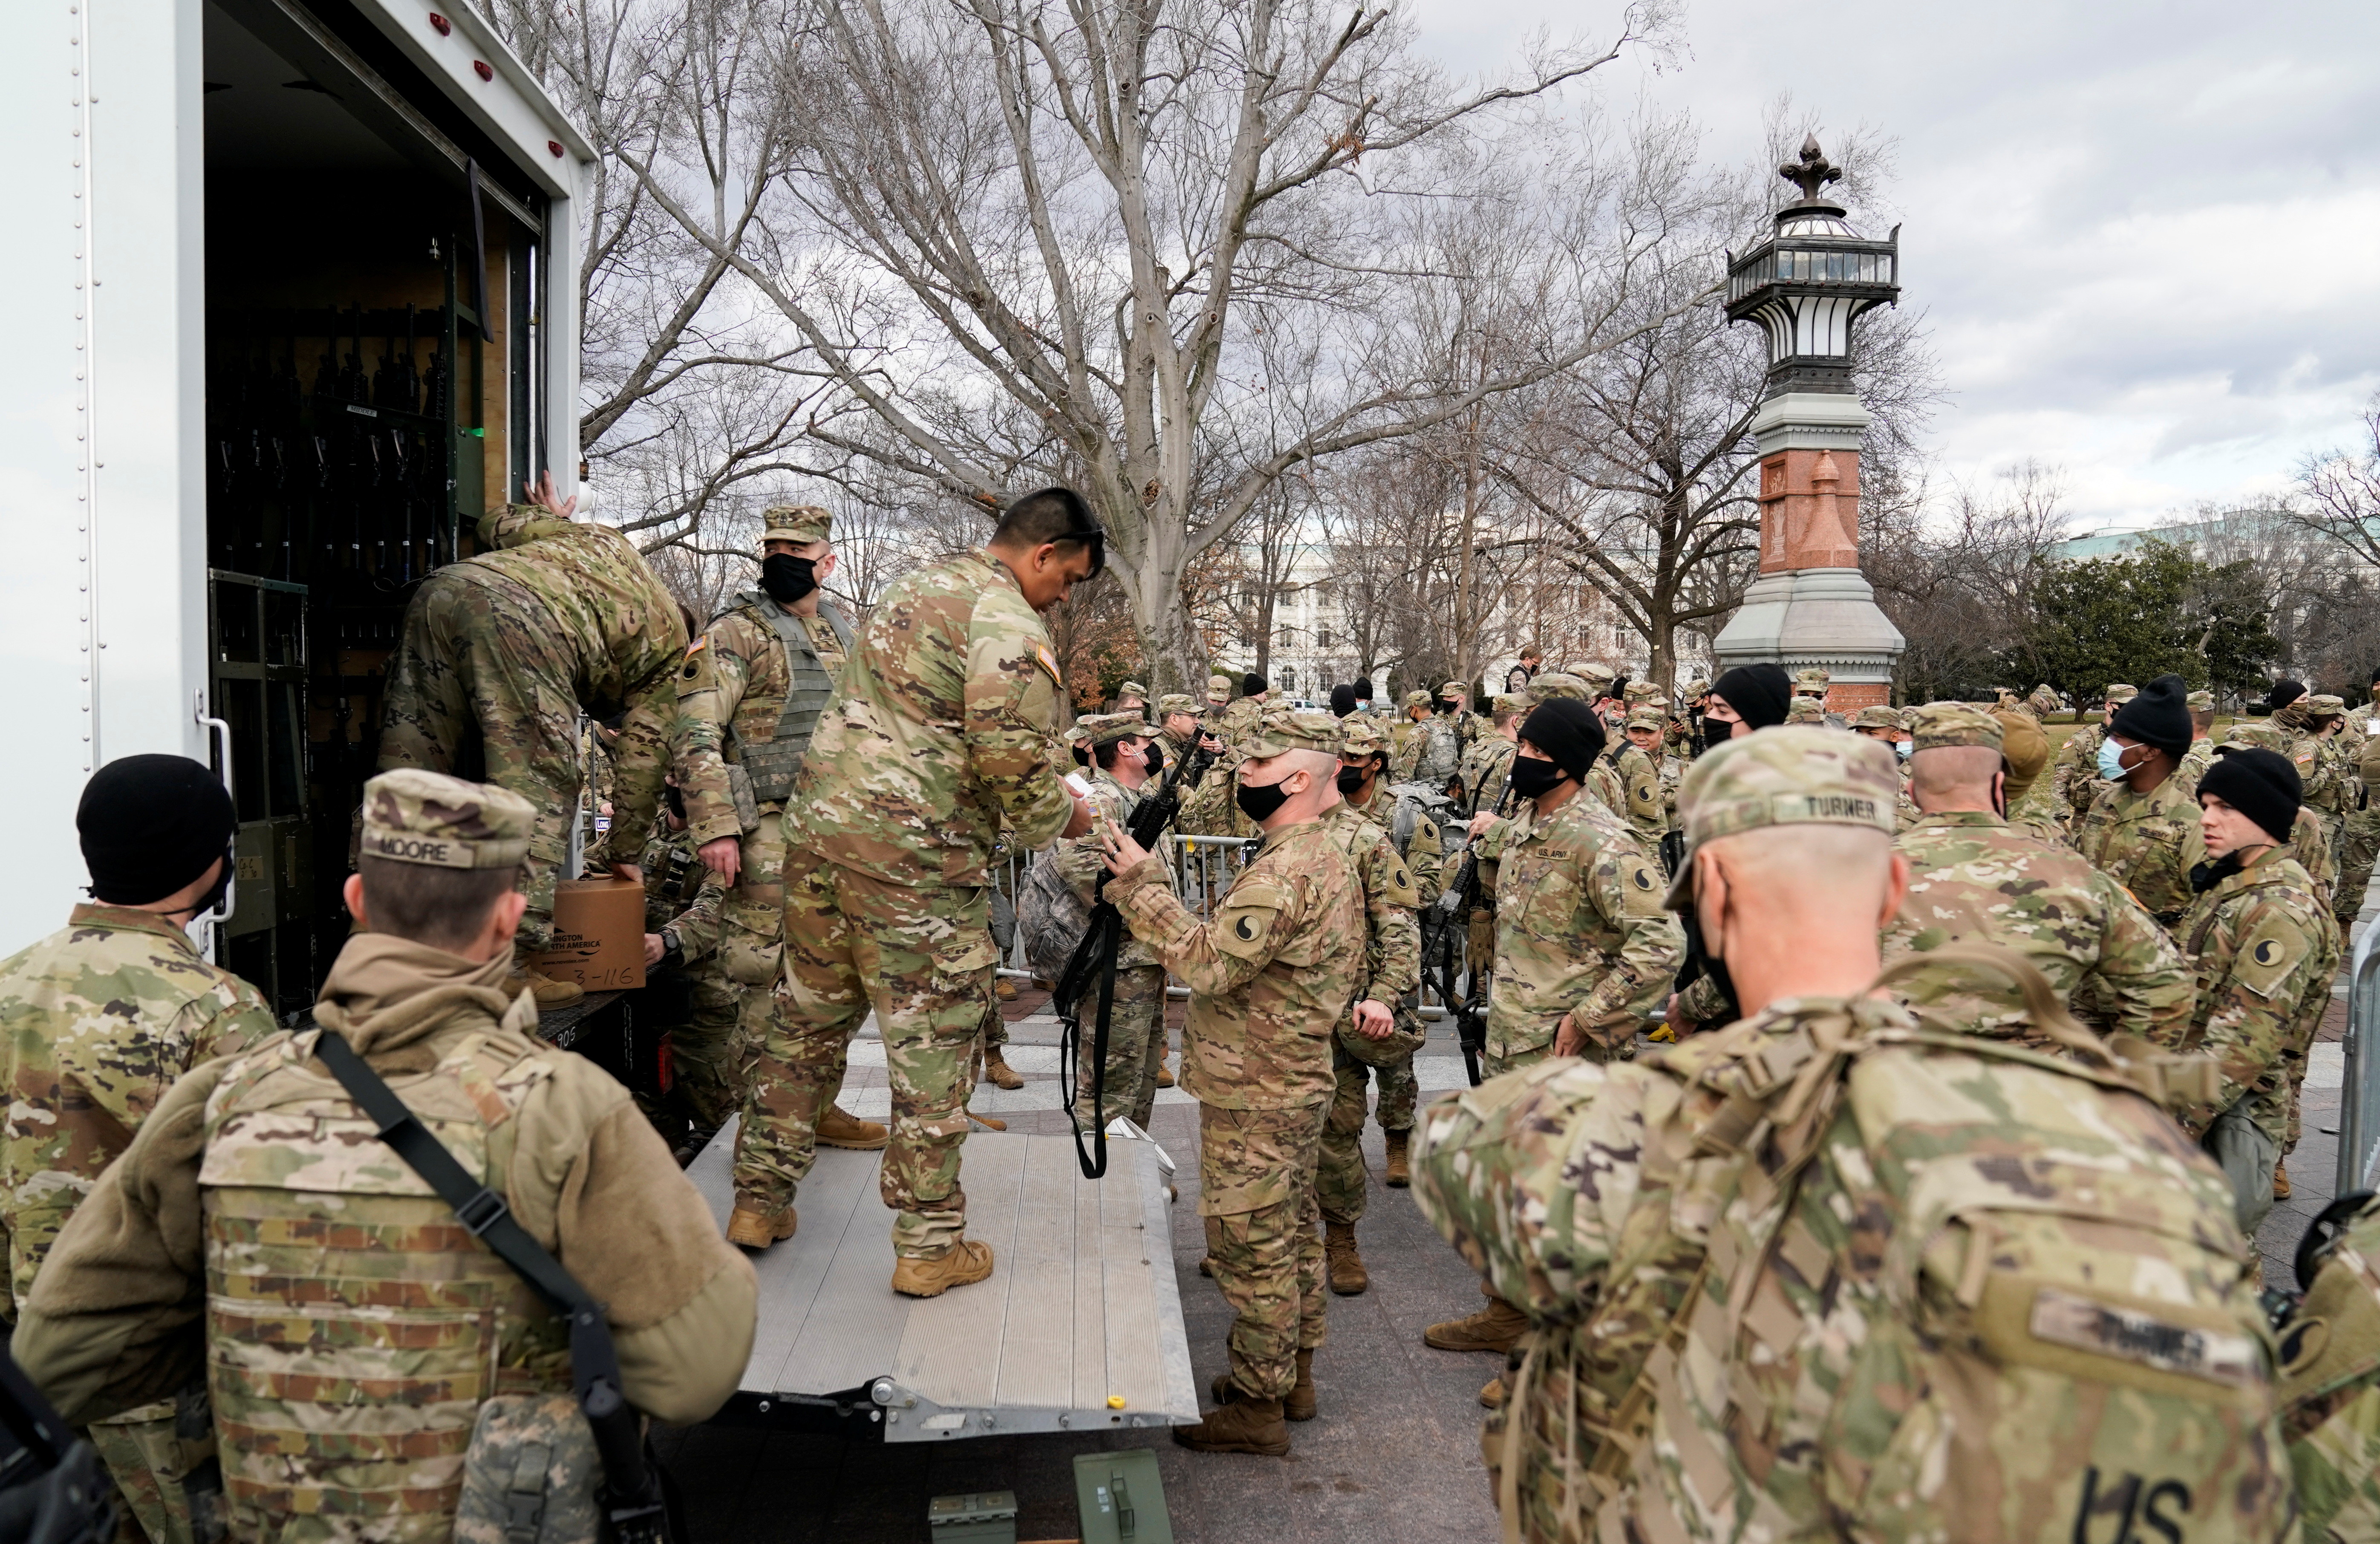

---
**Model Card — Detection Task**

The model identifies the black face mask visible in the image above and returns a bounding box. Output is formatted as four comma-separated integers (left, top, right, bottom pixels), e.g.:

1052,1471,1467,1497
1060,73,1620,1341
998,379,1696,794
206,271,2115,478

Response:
1436,698,1457,716
761,552,818,605
1506,756,1567,801
1236,775,1292,824
1142,744,1164,775
1334,765,1369,796
2190,850,2247,894
1677,903,1742,1025
1070,744,1091,767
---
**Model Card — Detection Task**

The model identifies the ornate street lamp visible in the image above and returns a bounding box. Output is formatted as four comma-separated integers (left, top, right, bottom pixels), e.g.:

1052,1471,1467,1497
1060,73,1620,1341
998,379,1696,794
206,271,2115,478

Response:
1707,136,1906,711
1725,137,1901,397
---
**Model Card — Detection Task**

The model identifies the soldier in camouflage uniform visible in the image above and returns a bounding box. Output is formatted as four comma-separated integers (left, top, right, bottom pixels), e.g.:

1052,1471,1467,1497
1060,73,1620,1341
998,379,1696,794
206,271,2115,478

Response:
2075,675,2207,930
1523,673,1633,822
2276,692,2349,871
2281,1192,2380,1542
2177,746,2340,1231
2054,680,2138,827
727,491,1096,1293
2214,722,2336,905
1846,704,1920,830
13,769,756,1539
670,505,888,1158
1096,710,1362,1455
1884,703,2193,1051
1047,713,1171,1128
1113,678,1148,713
635,785,740,1154
1606,704,1670,844
2172,689,2221,804
1412,726,2288,1544
1387,689,1434,784
0,756,273,1541
1424,699,1682,1403
378,475,689,1006
1153,691,1207,775
1311,716,1428,1297
1459,694,1524,812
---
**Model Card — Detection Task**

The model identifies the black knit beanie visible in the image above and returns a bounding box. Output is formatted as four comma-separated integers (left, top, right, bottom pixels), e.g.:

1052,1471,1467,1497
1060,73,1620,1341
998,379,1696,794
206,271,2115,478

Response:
1709,663,1792,731
1518,698,1607,780
2109,673,2192,762
78,754,237,906
2198,746,2301,844
1242,672,1266,697
2267,679,2307,713
1329,684,1358,718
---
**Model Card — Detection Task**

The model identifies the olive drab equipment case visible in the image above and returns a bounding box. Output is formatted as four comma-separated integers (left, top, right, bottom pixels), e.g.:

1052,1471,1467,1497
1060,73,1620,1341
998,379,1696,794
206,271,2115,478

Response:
1489,945,2281,1544
312,1032,675,1544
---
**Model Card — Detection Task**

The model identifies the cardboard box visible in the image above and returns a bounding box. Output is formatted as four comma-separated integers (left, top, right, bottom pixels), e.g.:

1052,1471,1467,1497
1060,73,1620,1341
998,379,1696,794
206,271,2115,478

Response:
533,879,646,992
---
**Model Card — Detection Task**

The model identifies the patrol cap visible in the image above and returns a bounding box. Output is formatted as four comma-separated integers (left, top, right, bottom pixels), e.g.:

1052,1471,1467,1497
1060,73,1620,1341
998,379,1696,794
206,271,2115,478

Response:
1847,704,1906,732
1116,680,1148,699
1906,701,2002,751
2104,682,2139,705
1624,704,1667,731
360,768,534,871
2221,721,2285,752
2027,684,2061,715
1564,661,1616,694
1664,727,1899,909
1623,681,1662,704
1243,708,1347,759
1528,672,1588,701
1785,696,1826,724
1403,689,1433,710
1073,711,1150,745
2308,693,2348,719
1207,674,1232,696
2186,690,2215,713
1683,678,1711,700
1157,693,1198,716
1792,667,1830,694
760,504,833,547
1489,693,1528,718
1439,679,1470,698
1340,719,1388,759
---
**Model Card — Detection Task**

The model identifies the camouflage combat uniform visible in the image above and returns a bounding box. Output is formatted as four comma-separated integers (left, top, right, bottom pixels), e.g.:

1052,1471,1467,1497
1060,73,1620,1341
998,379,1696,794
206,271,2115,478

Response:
1314,789,1426,1230
1606,739,1668,845
1473,789,1680,1073
2173,843,2338,1234
377,503,689,949
2075,770,2208,931
1110,719,1360,1404
736,548,1076,1257
1411,993,2286,1544
637,817,737,1130
1459,732,1517,814
2282,1193,2380,1542
1887,811,2194,1048
0,903,273,1539
2051,683,2137,828
11,770,756,1540
2221,724,2340,906
1049,736,1168,1129
671,518,855,1151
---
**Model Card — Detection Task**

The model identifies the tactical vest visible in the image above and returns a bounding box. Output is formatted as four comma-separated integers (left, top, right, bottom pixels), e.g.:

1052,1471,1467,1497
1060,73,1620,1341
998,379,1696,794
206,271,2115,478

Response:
197,1020,571,1533
1414,717,1463,785
726,591,851,805
1491,948,2276,1544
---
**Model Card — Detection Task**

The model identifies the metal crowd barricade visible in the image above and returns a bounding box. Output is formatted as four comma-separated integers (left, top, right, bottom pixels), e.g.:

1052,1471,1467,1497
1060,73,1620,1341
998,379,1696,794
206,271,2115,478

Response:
1166,835,1260,918
2340,921,2380,1196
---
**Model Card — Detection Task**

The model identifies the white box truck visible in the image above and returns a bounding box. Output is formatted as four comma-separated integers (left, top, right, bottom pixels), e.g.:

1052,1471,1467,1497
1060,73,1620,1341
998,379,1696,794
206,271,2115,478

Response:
1,0,593,1015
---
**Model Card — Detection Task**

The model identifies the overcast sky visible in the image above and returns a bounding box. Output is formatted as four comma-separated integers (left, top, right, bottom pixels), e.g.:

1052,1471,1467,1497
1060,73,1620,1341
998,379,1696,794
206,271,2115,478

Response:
1407,0,2380,534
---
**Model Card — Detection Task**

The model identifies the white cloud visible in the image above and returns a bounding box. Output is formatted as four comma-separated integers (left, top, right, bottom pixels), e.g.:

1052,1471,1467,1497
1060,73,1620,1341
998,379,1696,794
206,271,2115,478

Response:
1406,0,2380,528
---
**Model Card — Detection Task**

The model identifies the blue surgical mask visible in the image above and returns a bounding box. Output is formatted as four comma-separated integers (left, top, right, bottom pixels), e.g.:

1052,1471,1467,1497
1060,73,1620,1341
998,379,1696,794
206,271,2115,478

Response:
2097,736,2131,782
1895,739,1912,761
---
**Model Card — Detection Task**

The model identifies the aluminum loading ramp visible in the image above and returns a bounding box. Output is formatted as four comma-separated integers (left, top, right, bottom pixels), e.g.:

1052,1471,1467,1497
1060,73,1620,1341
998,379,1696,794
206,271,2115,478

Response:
687,1121,1198,1442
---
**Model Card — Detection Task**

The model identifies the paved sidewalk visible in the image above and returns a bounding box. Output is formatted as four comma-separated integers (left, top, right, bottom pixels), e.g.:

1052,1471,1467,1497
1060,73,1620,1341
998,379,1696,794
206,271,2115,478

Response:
662,995,1501,1543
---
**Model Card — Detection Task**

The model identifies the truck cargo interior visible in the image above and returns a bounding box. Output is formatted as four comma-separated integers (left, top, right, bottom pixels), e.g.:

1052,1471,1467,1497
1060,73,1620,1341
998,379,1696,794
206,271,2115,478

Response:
202,0,546,1018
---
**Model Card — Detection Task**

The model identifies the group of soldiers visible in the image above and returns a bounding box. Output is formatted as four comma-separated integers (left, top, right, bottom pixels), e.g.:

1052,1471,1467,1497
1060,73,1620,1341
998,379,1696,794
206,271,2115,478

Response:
6,458,2380,1542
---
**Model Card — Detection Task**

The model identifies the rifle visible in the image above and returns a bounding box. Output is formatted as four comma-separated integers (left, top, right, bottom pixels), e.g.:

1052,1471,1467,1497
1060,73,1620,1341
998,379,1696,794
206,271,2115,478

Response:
1429,778,1516,1085
1050,747,1194,1179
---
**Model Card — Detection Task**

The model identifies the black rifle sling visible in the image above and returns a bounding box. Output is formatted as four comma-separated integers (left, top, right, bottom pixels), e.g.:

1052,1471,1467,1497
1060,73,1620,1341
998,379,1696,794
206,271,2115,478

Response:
312,1031,669,1542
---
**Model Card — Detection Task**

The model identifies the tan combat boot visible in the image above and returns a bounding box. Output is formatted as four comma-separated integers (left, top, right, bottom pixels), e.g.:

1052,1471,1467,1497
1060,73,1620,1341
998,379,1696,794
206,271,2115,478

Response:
994,975,1018,1002
1480,1375,1506,1409
509,966,584,1008
1424,1290,1528,1354
817,1105,889,1150
1384,1128,1412,1189
891,1239,995,1298
2274,1159,2292,1200
1154,1057,1176,1089
1173,1395,1289,1456
1286,1350,1317,1422
1324,1221,1369,1296
982,1047,1025,1091
725,1203,795,1250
